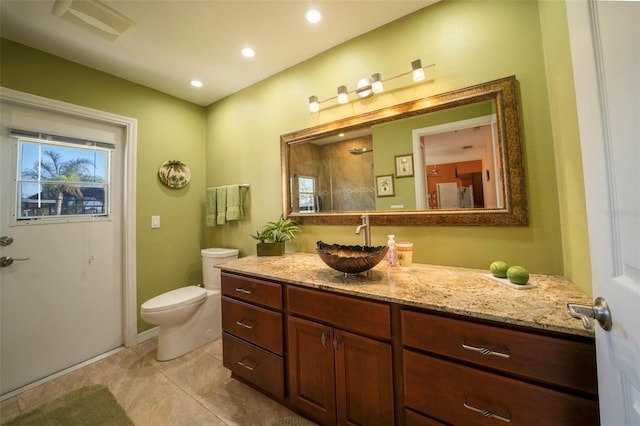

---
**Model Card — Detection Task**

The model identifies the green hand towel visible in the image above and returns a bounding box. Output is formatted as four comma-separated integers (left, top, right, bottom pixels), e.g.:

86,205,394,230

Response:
216,186,227,225
226,185,245,221
205,187,217,227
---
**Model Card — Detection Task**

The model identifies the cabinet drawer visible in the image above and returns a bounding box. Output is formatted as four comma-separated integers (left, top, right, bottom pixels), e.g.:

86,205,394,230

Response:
222,332,285,399
287,285,391,340
401,310,597,394
222,297,283,355
404,349,598,426
222,272,282,309
405,409,447,426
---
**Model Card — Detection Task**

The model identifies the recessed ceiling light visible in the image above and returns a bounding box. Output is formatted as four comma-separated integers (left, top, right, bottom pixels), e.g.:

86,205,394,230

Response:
306,9,322,24
190,80,203,88
241,47,256,58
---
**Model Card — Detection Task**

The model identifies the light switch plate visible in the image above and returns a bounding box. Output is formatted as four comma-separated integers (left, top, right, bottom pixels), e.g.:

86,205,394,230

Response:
151,216,160,228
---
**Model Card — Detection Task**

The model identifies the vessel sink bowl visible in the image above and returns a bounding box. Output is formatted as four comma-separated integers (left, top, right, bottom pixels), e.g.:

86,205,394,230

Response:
316,241,388,274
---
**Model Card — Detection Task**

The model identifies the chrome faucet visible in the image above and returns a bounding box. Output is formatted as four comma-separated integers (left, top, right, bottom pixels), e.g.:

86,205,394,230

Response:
355,215,371,247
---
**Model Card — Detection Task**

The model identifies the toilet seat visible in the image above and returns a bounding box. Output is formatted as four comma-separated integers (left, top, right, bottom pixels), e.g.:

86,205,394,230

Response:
141,286,206,313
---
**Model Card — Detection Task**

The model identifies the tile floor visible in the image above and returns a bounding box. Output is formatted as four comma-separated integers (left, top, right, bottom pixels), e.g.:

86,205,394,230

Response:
0,337,310,425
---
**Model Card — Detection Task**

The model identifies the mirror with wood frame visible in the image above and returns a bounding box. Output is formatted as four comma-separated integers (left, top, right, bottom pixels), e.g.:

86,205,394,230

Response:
281,76,527,226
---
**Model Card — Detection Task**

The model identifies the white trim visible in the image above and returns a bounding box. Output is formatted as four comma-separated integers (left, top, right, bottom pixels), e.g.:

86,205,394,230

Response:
0,87,138,348
137,326,160,343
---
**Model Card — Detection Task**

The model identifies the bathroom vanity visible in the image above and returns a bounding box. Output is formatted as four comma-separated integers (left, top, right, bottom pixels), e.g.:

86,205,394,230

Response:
219,253,598,425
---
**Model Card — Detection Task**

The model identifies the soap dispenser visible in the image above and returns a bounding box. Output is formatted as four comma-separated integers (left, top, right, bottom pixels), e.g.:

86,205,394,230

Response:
387,235,398,267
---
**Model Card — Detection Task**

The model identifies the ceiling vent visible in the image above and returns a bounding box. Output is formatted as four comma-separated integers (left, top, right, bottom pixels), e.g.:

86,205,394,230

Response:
52,0,135,42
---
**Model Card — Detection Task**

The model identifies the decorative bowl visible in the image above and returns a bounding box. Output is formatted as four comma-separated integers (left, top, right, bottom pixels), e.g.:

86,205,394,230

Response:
316,241,388,274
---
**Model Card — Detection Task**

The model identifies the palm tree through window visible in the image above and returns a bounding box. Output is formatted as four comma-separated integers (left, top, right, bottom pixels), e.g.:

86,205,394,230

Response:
17,139,111,220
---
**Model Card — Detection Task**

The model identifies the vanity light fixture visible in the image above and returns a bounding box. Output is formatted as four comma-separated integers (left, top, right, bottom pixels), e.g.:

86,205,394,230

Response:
308,59,435,112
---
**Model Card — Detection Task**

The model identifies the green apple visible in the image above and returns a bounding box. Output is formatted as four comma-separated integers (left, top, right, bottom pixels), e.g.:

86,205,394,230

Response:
507,265,529,285
490,260,509,278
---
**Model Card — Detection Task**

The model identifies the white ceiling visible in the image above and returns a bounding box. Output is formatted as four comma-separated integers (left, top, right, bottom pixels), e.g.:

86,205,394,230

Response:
0,0,437,106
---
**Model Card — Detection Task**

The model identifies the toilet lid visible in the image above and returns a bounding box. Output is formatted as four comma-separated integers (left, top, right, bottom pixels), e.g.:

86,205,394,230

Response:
141,286,206,313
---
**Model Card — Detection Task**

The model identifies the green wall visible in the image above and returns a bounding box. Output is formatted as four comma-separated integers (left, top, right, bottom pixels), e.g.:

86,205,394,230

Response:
537,0,592,295
205,0,591,292
0,0,593,336
0,38,208,332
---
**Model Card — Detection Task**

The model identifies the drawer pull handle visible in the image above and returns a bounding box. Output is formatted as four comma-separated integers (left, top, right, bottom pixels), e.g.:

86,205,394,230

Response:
237,358,256,371
462,341,510,359
321,332,328,347
235,287,252,294
463,397,512,423
235,320,254,329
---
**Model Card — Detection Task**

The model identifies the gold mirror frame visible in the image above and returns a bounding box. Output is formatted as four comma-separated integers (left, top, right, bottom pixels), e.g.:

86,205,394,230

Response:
281,76,527,226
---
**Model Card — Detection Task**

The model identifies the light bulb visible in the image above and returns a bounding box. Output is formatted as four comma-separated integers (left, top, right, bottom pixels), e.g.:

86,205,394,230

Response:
309,96,319,112
371,73,383,93
411,59,425,82
337,85,348,104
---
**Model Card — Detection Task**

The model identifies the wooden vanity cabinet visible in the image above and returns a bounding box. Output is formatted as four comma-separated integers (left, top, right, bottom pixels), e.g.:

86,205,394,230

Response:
221,272,285,399
287,286,395,425
401,309,599,425
220,269,598,426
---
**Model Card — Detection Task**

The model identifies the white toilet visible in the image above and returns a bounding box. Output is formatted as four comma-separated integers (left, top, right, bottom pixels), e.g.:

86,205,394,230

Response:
141,248,239,361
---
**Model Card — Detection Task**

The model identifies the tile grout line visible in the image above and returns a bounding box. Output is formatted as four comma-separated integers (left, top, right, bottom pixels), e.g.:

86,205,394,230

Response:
149,350,233,425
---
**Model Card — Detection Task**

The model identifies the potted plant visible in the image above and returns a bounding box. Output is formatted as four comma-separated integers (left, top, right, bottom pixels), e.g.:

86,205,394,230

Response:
251,216,301,256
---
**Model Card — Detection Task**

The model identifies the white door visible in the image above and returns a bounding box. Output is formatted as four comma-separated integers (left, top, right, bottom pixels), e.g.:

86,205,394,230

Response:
0,99,124,396
567,1,640,424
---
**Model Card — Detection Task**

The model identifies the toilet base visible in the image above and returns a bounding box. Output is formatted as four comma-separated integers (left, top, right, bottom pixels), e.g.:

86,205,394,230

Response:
156,290,221,361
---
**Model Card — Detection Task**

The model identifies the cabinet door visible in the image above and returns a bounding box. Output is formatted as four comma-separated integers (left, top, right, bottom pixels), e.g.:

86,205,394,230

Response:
334,329,395,426
287,316,336,425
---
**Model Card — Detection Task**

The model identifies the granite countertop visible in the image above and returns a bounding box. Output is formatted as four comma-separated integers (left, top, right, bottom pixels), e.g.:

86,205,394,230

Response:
218,253,594,338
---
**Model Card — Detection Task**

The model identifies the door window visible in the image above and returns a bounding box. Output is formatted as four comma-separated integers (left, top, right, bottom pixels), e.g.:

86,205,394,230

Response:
15,138,112,221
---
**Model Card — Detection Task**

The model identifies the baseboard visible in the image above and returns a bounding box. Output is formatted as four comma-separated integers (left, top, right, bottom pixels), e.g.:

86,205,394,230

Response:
136,326,159,344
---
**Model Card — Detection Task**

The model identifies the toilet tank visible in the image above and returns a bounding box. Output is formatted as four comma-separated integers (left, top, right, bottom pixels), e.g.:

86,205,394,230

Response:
201,248,239,290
